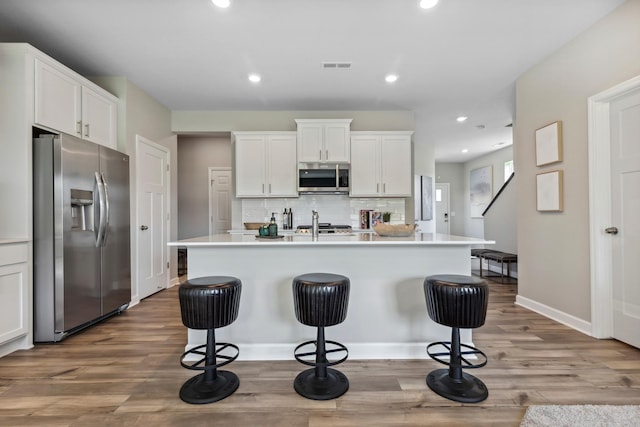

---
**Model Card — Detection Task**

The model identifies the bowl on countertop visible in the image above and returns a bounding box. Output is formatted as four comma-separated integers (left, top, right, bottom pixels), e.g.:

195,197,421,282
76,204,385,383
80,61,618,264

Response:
373,223,418,237
244,222,266,230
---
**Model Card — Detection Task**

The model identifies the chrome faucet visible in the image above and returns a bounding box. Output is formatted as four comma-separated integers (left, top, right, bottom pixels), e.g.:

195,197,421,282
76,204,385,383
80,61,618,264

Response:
311,210,319,239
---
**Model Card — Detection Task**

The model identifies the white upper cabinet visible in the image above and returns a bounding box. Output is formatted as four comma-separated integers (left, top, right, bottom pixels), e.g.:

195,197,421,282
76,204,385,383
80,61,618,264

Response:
296,119,352,163
81,86,117,146
34,59,81,137
35,58,117,148
350,132,413,197
234,132,298,198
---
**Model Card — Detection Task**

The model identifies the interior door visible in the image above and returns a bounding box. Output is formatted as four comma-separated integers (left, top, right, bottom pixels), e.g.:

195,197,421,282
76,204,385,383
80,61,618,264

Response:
209,168,232,234
136,136,169,301
435,183,450,235
610,89,640,349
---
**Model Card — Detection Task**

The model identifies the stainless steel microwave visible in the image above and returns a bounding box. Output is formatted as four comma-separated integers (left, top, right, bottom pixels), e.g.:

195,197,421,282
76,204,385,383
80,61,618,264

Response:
298,165,350,194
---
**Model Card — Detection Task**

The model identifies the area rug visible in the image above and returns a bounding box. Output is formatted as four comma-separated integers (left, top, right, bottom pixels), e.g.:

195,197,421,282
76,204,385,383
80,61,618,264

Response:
520,405,640,427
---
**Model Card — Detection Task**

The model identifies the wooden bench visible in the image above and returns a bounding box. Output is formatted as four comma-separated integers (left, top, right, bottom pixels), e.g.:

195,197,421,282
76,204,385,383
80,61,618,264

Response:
474,250,518,283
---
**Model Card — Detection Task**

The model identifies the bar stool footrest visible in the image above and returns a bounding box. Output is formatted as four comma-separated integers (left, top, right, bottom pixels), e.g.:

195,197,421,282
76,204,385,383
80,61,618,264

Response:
426,341,487,369
294,339,348,367
180,342,240,371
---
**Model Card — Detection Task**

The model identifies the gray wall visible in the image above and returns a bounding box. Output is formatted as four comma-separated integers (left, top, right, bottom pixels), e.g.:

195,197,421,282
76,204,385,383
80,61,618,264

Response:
514,0,640,322
484,174,517,254
436,146,514,238
463,146,514,238
172,110,414,132
177,135,232,239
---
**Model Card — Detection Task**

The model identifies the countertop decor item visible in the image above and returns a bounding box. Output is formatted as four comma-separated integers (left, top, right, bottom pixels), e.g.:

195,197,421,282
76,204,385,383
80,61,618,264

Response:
244,222,264,230
373,223,417,237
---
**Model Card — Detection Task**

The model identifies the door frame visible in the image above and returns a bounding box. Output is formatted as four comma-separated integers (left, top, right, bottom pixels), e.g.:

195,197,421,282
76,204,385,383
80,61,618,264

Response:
208,167,232,235
133,135,170,305
587,74,640,338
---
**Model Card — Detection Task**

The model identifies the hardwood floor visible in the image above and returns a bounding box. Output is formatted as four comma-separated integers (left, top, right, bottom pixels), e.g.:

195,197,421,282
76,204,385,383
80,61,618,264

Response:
1,278,639,426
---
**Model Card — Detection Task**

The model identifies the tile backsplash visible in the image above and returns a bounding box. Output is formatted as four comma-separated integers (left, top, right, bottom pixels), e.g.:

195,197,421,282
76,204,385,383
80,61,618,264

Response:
240,195,406,229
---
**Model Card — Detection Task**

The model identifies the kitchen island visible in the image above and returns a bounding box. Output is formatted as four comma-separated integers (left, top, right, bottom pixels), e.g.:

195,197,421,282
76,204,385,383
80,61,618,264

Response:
169,232,493,360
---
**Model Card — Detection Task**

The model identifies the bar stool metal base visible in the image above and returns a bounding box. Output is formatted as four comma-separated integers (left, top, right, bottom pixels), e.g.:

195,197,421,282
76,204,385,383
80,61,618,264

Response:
426,369,488,403
180,370,239,404
294,367,349,400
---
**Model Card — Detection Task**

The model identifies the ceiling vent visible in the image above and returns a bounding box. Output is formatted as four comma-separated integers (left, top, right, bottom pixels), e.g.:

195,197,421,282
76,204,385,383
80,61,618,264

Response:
322,61,352,69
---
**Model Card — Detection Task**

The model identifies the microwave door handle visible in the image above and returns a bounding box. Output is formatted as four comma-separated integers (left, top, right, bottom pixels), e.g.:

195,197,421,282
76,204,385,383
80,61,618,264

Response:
335,164,339,190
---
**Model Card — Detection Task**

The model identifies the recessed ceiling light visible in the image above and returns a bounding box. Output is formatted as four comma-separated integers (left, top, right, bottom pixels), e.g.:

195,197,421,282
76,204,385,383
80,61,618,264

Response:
461,149,469,153
212,0,230,8
248,74,261,83
419,0,439,9
385,74,398,83
456,116,468,122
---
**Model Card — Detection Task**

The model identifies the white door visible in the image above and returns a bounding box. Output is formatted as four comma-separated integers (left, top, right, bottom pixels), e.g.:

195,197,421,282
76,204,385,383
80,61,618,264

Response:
209,168,232,234
136,136,169,301
610,89,640,348
435,183,450,234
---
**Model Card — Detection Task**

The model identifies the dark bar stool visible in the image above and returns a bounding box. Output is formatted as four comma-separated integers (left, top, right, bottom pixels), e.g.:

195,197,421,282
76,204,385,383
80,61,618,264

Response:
178,276,242,404
423,274,489,403
292,272,350,400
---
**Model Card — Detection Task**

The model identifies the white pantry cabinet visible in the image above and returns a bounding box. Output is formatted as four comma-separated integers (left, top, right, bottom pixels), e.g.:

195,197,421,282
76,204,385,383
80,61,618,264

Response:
35,58,117,148
234,132,298,198
350,132,413,197
295,119,352,163
0,241,31,356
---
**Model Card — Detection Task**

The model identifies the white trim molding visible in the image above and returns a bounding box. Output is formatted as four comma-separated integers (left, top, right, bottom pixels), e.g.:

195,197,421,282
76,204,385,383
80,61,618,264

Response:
587,74,640,339
515,295,592,337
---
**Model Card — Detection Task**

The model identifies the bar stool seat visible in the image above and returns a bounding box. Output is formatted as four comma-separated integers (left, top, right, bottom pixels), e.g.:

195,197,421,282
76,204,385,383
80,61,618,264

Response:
292,273,350,400
178,276,241,404
424,274,489,403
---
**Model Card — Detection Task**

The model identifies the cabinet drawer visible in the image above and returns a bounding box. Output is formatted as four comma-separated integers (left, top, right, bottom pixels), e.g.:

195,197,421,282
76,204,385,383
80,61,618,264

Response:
0,243,28,266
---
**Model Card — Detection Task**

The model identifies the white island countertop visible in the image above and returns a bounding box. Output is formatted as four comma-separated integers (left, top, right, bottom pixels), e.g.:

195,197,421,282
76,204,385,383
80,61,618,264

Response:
169,232,494,247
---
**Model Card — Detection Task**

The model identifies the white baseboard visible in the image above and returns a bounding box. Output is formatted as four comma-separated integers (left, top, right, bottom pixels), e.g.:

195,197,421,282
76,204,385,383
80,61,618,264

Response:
0,335,32,358
515,295,592,336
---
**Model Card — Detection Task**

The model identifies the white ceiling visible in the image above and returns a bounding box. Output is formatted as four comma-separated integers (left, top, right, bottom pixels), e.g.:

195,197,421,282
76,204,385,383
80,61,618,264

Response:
0,0,625,162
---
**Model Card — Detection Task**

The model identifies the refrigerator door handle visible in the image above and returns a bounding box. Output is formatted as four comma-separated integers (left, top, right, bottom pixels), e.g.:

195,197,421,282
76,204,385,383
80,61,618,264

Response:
102,173,111,246
95,172,108,247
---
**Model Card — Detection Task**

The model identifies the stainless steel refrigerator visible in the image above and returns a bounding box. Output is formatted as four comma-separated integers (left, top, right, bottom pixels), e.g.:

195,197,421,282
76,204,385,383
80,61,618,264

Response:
33,133,131,342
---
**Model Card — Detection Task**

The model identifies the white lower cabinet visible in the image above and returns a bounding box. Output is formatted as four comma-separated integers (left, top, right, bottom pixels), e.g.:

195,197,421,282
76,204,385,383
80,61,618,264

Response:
0,242,30,348
350,132,413,197
233,132,298,198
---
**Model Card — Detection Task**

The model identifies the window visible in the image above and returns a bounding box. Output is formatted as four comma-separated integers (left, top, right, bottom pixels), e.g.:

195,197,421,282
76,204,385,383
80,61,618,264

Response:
504,160,514,182
435,188,442,202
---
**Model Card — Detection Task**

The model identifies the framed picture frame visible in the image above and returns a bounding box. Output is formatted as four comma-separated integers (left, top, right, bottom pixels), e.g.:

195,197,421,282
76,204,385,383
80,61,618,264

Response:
535,121,563,166
536,170,563,212
470,165,493,218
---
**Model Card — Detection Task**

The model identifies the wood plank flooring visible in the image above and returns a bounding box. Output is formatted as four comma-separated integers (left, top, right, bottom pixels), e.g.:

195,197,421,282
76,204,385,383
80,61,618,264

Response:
1,278,639,426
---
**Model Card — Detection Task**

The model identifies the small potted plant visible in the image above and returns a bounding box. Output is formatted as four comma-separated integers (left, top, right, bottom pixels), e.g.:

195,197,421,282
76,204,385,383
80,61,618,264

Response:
382,212,392,223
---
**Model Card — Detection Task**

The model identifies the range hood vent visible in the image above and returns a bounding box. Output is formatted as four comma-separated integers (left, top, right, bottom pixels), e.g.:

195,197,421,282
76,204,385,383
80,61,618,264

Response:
322,61,352,69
